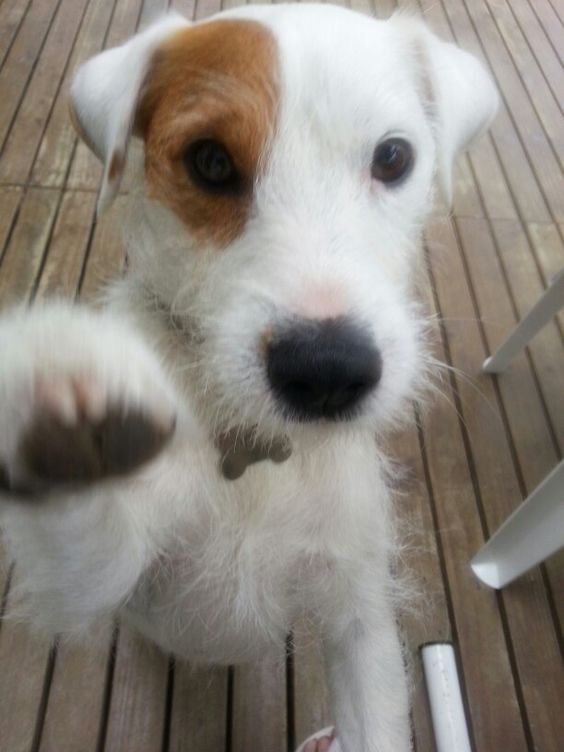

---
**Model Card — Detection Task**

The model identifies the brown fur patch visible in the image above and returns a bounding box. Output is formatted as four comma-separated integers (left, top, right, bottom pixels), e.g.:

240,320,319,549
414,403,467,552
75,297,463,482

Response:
137,20,279,247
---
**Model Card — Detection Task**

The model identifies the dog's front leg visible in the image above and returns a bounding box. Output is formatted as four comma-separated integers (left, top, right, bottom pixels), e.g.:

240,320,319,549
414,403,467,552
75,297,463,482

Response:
323,597,411,752
0,301,193,636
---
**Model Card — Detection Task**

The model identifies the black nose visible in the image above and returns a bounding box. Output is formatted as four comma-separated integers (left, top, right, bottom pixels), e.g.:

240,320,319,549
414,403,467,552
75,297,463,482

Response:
266,317,382,421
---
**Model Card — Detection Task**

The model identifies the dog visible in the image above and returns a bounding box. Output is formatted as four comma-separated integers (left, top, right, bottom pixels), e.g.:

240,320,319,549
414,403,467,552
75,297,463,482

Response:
0,4,497,751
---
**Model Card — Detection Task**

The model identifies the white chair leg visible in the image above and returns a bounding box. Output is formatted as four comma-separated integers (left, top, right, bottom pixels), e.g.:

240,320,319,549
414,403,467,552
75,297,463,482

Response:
483,269,564,373
471,460,564,589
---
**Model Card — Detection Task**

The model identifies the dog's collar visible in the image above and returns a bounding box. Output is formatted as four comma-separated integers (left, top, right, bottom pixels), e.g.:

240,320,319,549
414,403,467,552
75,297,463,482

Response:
146,290,292,480
146,288,192,338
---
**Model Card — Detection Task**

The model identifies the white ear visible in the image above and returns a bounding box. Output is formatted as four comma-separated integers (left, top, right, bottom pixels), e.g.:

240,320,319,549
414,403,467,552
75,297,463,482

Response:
70,13,190,214
413,24,499,204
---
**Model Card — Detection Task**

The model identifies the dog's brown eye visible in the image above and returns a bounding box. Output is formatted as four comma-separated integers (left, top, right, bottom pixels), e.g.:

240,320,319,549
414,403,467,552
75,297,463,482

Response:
371,138,414,185
184,140,240,193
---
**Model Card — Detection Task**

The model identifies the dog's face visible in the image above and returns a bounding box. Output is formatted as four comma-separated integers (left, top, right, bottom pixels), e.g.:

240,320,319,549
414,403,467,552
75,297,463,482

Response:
71,5,497,437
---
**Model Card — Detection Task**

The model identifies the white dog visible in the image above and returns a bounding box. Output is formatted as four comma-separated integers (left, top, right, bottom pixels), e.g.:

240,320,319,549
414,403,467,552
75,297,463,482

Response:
0,5,497,751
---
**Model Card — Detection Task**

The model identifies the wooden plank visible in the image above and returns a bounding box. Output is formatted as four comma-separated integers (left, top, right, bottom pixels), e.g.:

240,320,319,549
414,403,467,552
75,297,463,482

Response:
527,0,564,65
431,0,552,224
66,0,145,192
527,221,564,331
349,0,373,16
420,219,530,751
168,663,228,752
0,184,22,603
373,1,397,19
0,594,53,752
195,0,222,21
0,0,61,150
79,195,129,303
31,0,118,188
488,219,564,448
220,0,247,11
414,0,519,222
138,0,171,28
0,0,33,71
231,648,287,752
169,0,197,17
0,185,22,261
38,639,111,752
465,124,520,221
451,155,485,219
457,216,564,646
0,187,60,305
34,190,96,300
506,0,564,109
428,216,564,751
0,551,11,623
443,0,564,222
527,221,564,283
484,0,564,164
0,0,90,185
545,0,564,27
103,625,169,752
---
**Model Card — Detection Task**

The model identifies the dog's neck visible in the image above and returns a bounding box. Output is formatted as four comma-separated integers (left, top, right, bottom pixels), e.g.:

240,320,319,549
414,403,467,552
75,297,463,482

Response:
144,286,293,479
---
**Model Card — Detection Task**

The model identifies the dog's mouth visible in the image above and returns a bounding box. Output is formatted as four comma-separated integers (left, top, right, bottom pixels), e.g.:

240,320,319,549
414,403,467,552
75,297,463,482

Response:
215,426,292,480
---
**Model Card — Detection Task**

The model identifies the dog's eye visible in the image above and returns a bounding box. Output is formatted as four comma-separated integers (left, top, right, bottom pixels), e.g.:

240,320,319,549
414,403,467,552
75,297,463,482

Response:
183,140,240,193
371,138,414,185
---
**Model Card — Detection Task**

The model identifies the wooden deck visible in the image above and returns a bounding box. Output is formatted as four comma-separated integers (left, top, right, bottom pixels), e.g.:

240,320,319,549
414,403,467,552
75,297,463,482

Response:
0,0,562,750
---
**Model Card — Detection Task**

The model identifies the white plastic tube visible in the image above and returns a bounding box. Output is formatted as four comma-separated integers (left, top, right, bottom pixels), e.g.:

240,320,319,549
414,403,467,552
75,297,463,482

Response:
421,642,472,752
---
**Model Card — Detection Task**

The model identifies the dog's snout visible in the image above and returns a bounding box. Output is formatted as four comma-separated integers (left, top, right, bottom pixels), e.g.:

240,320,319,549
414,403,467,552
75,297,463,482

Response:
266,317,382,420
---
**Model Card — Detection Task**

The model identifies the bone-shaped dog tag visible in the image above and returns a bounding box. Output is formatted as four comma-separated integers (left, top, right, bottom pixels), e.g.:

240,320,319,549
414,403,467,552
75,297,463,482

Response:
216,428,292,480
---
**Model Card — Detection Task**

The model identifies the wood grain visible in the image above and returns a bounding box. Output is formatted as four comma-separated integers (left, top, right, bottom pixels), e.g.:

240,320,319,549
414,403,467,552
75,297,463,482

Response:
38,638,112,752
31,0,119,188
0,0,61,150
231,648,287,752
103,626,169,752
0,0,90,185
168,663,228,752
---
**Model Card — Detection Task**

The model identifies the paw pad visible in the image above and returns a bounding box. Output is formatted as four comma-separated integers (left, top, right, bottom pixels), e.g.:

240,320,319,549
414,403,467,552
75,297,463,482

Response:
3,407,175,497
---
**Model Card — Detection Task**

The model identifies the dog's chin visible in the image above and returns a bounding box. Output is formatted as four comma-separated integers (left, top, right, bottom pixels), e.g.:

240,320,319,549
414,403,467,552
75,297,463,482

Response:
216,396,393,447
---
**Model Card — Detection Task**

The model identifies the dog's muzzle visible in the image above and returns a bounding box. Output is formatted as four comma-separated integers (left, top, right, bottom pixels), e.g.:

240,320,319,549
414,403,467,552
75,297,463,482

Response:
266,316,382,421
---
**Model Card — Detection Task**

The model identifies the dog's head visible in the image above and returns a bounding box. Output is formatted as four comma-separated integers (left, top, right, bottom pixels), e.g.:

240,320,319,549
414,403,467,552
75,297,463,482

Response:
71,4,497,438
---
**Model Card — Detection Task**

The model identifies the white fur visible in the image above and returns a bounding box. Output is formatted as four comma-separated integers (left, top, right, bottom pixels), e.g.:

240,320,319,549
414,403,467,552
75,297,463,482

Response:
0,5,497,751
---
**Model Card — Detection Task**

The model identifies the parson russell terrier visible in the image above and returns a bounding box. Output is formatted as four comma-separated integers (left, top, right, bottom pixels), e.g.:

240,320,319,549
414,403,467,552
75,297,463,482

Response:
0,5,497,751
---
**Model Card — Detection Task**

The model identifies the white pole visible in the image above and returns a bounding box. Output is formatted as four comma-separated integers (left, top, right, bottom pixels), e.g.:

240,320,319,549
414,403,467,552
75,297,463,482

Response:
421,642,472,752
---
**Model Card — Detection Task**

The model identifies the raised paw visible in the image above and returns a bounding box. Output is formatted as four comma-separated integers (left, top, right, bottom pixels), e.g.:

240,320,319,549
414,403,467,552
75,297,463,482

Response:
1,372,175,497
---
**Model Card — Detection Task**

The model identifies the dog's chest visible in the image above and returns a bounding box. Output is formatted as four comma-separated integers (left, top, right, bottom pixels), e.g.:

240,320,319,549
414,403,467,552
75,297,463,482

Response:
129,504,333,662
128,437,387,662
